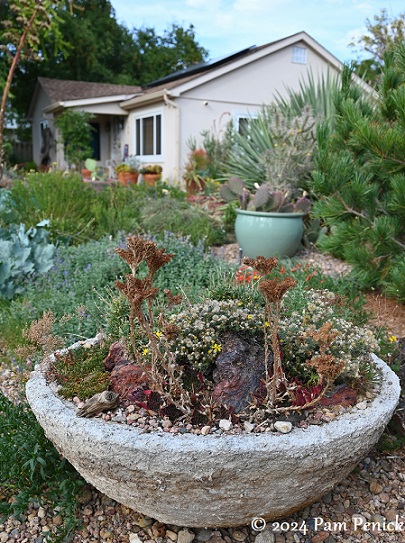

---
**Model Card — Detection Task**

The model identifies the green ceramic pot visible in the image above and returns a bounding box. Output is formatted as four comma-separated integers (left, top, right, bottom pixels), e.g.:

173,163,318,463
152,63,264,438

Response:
235,208,305,258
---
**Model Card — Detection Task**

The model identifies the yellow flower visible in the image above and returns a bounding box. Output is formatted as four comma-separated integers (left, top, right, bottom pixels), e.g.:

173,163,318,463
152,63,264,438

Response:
247,315,252,320
389,335,397,342
142,348,149,356
154,331,162,338
212,342,222,353
265,321,270,327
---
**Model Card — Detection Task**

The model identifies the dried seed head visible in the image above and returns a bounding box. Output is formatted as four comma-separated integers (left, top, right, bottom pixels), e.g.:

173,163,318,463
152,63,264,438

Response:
258,276,297,303
243,256,278,275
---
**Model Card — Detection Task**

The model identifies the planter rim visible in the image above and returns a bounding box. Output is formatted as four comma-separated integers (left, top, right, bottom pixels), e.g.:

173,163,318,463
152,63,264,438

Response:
235,208,307,218
26,353,400,452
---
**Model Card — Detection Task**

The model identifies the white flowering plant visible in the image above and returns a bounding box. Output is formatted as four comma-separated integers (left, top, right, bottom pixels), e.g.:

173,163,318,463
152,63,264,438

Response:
111,235,380,424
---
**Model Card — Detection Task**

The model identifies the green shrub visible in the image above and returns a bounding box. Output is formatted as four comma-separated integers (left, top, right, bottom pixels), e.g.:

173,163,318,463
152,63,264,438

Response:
91,183,141,238
4,171,97,243
139,197,227,247
0,392,85,541
309,53,405,302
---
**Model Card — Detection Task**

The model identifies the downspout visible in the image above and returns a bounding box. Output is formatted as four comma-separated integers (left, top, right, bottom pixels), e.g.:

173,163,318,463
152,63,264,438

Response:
163,90,180,185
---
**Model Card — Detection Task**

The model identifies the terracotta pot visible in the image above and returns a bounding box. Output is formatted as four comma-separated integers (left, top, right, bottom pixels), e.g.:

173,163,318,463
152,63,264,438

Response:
117,171,139,185
82,169,92,180
186,177,205,195
142,173,161,186
26,346,400,528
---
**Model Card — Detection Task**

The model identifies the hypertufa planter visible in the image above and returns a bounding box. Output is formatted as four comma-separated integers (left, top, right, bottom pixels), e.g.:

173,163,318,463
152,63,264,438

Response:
26,352,400,528
235,208,305,258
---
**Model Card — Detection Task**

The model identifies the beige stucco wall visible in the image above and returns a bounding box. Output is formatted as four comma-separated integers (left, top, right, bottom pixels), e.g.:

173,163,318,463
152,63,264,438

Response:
175,42,337,180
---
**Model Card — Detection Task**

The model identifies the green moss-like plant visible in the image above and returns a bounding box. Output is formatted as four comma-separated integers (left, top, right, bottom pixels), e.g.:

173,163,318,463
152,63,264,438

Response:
50,343,110,399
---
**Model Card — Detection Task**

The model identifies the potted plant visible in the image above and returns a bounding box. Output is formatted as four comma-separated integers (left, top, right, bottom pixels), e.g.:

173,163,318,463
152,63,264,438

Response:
115,156,140,185
220,177,311,257
222,105,317,258
26,236,400,528
183,147,209,195
139,164,162,186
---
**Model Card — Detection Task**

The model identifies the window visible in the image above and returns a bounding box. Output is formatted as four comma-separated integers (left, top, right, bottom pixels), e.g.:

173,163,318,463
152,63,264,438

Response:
135,111,162,158
292,46,307,64
235,114,258,136
89,123,100,160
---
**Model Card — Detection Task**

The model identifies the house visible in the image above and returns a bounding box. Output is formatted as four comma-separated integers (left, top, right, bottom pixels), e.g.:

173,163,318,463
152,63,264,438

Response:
28,31,365,182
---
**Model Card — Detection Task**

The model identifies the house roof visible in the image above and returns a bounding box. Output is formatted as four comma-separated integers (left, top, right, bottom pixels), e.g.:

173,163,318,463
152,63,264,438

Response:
121,31,345,109
37,77,142,102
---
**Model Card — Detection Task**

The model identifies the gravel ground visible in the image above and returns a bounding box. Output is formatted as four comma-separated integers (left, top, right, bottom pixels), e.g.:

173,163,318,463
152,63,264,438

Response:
1,247,404,543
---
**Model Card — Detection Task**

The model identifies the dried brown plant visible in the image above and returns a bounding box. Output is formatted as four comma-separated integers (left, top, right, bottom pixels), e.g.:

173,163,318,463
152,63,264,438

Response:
244,257,297,407
115,235,193,418
15,311,64,360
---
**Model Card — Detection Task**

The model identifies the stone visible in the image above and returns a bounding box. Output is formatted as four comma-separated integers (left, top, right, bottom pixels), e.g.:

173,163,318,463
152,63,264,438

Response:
103,339,130,371
135,516,153,528
201,425,211,435
274,421,293,434
178,529,196,543
219,419,232,431
320,386,357,407
109,363,148,403
166,530,179,541
129,534,143,543
231,530,246,541
52,515,63,526
243,421,256,433
212,331,268,412
254,529,275,543
37,507,46,519
195,528,213,542
370,481,384,494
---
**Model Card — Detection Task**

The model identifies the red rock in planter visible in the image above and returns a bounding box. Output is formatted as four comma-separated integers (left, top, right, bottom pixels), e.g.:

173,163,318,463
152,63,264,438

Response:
104,340,148,403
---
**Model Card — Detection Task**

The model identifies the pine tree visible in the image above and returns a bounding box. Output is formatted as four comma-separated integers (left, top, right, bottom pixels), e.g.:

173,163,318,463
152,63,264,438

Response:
310,46,405,302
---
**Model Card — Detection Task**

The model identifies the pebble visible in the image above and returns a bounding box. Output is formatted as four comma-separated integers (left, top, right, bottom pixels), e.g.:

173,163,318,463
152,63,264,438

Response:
254,529,275,543
177,528,196,543
129,535,143,543
274,421,293,434
201,425,211,435
195,528,213,542
231,529,246,541
243,421,256,433
219,419,233,431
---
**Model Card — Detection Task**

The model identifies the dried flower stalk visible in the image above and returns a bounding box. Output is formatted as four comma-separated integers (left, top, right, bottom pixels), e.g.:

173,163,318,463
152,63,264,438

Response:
116,235,193,417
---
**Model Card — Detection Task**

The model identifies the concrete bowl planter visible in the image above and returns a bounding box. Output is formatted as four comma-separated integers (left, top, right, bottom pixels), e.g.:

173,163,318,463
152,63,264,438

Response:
26,353,400,528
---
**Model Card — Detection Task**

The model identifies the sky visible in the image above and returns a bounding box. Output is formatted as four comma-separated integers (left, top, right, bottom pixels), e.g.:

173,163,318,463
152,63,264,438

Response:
110,0,404,64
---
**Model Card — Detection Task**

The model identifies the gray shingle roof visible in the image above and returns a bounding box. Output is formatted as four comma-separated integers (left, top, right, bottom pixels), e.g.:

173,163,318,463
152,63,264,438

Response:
38,77,142,102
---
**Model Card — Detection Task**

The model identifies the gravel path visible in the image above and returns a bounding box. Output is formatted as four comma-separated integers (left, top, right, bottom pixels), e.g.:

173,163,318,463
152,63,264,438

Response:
0,248,404,543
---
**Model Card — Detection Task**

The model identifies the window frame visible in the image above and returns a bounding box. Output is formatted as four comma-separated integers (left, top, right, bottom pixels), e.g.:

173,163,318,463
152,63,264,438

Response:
134,108,163,161
292,46,307,64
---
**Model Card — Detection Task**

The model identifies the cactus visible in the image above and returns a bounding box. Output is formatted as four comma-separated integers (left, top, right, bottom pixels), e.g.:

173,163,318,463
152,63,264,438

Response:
219,177,251,209
220,178,311,214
